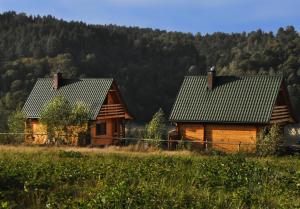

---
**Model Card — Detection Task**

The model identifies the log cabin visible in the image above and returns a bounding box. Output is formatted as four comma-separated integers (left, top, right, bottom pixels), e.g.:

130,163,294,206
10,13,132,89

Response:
169,67,297,152
22,72,133,146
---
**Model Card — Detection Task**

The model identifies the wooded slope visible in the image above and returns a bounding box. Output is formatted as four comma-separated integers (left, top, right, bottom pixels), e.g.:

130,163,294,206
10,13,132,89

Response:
0,11,299,129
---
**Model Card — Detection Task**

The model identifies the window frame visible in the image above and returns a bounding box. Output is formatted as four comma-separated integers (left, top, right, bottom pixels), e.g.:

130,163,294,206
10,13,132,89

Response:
96,122,107,136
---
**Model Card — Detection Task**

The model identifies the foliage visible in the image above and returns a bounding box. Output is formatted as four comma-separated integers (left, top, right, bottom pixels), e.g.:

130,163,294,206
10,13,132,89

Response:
145,108,167,148
7,109,26,133
0,12,300,128
70,101,90,126
2,110,27,144
40,96,89,144
0,150,300,208
257,124,283,156
40,96,71,131
58,150,84,158
177,137,192,151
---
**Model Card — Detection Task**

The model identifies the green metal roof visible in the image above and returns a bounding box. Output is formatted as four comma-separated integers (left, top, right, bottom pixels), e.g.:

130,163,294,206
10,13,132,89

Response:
169,75,283,124
22,78,113,120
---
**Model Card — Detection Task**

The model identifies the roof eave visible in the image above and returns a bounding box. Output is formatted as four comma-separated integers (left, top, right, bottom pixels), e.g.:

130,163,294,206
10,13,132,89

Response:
170,119,269,125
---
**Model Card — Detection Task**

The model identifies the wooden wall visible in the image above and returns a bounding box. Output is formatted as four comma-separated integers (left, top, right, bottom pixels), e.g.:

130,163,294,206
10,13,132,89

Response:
28,120,47,144
205,124,257,152
90,118,125,146
178,123,204,148
270,82,296,124
90,119,113,145
177,123,257,152
26,120,88,145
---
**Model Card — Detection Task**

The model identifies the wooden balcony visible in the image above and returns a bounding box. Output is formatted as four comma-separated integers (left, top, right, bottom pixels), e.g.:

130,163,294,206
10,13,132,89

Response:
270,105,291,123
98,104,125,119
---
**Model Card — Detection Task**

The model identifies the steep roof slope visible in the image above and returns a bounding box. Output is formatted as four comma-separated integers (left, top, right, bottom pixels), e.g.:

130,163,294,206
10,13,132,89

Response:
169,75,283,123
22,78,113,120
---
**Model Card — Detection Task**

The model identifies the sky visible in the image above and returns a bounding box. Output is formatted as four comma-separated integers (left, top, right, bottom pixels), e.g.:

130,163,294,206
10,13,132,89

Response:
0,0,299,34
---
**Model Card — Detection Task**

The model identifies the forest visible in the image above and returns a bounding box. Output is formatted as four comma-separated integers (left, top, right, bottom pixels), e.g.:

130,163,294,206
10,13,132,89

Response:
0,11,300,130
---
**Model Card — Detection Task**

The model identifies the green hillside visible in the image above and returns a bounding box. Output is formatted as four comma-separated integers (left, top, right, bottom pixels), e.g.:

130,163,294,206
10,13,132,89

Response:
0,11,300,129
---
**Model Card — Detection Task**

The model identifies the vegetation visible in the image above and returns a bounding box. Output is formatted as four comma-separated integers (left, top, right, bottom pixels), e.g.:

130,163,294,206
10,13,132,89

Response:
0,12,300,130
0,147,300,208
144,108,167,148
177,137,192,151
0,110,26,143
257,124,283,156
7,110,26,133
40,96,89,144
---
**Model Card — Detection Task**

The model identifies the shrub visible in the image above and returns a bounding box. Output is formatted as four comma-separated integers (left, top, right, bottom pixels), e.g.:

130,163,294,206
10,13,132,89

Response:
256,124,283,156
177,137,192,151
144,108,167,149
58,150,84,158
40,96,89,144
6,109,26,144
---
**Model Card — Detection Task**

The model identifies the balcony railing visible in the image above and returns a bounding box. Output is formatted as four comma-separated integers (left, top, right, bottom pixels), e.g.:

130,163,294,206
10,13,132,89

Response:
98,104,125,118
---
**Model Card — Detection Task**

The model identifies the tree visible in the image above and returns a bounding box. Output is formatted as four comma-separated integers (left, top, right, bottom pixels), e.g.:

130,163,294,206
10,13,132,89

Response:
40,96,71,143
70,101,90,126
145,108,167,148
257,124,283,156
40,96,89,144
7,109,26,143
46,36,61,57
7,109,26,133
0,12,300,125
48,53,78,79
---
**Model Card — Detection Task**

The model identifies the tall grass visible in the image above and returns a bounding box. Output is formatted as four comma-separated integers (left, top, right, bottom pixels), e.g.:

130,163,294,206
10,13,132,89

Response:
0,146,299,208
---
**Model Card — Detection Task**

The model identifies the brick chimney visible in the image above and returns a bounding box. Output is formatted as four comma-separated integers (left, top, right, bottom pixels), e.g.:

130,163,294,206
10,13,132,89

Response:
207,66,216,90
53,71,62,89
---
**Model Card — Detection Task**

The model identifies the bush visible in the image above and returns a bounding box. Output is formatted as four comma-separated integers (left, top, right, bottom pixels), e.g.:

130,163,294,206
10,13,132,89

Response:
40,96,89,144
177,137,192,151
144,108,167,149
58,150,84,158
256,124,283,156
5,110,26,144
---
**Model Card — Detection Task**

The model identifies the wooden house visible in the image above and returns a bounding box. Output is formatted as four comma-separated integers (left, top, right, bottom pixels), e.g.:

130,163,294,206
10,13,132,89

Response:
22,72,133,145
169,68,297,152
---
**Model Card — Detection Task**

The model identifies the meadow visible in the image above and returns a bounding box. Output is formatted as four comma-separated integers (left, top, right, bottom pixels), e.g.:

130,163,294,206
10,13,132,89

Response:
0,146,300,209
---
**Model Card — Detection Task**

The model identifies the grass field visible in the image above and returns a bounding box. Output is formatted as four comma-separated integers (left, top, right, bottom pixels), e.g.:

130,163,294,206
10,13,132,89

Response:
0,145,300,209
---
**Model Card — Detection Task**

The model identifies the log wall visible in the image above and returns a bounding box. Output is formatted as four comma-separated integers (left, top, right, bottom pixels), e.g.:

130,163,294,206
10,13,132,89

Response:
205,124,257,152
177,123,257,152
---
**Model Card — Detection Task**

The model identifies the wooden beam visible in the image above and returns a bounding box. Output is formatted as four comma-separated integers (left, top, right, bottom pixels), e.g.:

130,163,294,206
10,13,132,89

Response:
100,110,124,113
270,118,291,124
272,109,289,114
271,111,290,116
271,115,290,120
273,105,288,109
102,104,123,107
97,114,125,119
99,110,125,116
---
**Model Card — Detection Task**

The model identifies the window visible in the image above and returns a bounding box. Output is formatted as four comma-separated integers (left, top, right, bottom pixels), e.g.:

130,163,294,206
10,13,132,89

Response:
96,122,106,136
